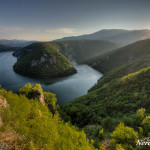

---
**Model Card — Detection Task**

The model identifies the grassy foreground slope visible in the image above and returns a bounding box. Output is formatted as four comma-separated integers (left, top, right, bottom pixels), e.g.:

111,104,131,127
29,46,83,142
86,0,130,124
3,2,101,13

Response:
13,42,76,78
0,84,95,150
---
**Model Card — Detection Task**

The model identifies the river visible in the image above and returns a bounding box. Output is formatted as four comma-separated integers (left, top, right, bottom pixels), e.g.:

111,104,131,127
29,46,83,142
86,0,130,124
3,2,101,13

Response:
0,51,102,105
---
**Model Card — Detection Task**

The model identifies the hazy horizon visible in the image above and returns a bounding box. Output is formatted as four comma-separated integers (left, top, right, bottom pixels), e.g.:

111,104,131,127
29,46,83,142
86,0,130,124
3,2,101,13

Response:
1,0,150,41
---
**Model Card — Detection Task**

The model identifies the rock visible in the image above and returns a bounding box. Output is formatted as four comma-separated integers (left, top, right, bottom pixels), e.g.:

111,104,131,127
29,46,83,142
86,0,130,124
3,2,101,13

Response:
0,96,9,108
38,110,42,116
36,90,45,106
30,89,45,106
0,96,9,128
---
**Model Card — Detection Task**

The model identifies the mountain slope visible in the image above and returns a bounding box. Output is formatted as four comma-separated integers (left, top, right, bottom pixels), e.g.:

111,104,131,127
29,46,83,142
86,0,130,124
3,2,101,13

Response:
85,38,150,91
63,66,150,149
55,29,150,46
55,40,119,63
13,42,76,78
88,38,150,73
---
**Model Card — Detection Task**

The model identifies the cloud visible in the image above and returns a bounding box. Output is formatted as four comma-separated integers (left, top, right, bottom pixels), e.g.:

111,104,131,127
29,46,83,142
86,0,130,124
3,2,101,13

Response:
0,26,23,33
45,28,76,34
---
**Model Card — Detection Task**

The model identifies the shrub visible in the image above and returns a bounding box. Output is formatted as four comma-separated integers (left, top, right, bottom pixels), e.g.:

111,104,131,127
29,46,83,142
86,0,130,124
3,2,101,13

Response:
111,123,138,146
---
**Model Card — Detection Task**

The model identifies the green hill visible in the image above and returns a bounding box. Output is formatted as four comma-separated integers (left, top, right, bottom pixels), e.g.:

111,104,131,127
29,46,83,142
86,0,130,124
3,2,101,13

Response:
87,39,150,73
13,42,77,78
64,66,150,149
0,84,95,150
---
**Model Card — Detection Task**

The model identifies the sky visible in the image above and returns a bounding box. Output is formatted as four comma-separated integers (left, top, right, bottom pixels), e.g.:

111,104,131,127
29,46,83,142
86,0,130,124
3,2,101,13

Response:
0,0,150,41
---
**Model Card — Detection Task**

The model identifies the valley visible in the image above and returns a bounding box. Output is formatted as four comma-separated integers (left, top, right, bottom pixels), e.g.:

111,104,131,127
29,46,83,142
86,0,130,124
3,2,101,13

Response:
1,29,150,150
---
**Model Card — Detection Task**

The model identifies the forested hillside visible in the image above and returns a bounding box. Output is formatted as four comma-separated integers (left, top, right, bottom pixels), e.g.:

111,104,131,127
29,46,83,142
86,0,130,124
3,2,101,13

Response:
86,38,150,91
55,40,119,63
13,42,77,78
64,66,150,149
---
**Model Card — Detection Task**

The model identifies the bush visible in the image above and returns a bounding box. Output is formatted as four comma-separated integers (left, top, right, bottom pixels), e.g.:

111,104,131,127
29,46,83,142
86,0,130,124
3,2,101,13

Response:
111,123,138,146
137,108,146,121
142,115,150,134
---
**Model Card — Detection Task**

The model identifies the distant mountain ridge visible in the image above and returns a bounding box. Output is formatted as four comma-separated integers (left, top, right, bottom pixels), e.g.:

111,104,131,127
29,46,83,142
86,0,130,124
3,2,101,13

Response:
55,29,150,46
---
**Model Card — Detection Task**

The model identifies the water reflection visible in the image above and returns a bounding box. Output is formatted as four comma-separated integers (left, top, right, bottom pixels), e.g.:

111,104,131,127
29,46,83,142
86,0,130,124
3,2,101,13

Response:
0,51,102,105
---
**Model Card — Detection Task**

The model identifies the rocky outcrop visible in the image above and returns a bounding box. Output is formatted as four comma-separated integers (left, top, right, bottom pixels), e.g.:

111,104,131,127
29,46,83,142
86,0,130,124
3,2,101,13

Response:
0,96,9,108
35,89,45,106
0,96,9,128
